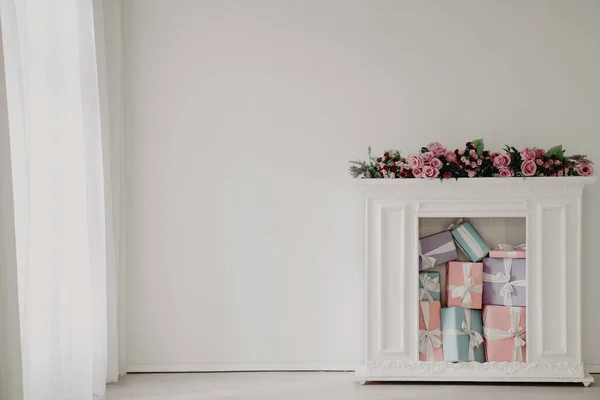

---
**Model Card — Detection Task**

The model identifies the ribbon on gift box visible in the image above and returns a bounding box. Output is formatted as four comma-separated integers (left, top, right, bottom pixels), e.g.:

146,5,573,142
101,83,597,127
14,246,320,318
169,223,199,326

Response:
496,243,526,258
419,241,456,270
419,274,440,302
419,302,442,361
483,258,526,306
453,224,487,261
447,263,482,308
483,307,526,361
442,309,483,361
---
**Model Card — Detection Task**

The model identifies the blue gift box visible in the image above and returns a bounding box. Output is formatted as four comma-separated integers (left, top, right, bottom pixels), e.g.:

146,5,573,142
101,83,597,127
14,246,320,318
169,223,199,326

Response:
450,220,491,262
419,271,441,302
441,307,485,362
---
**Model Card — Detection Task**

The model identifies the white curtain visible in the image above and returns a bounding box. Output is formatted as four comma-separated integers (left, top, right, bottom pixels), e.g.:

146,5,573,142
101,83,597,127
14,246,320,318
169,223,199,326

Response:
0,0,122,398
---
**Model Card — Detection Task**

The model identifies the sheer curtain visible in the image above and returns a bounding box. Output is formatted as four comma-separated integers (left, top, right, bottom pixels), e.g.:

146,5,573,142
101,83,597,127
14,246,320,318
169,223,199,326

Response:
0,0,122,398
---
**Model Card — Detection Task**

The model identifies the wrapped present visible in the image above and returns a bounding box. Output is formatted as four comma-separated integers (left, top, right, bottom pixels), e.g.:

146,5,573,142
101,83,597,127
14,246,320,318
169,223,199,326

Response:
483,305,526,362
449,219,491,262
483,258,526,307
419,271,441,302
441,307,485,362
419,301,443,361
446,261,483,309
489,243,526,259
419,230,459,270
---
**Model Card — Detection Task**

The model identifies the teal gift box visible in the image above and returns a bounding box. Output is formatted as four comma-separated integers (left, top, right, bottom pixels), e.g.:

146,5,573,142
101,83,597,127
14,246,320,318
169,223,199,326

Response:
450,220,491,262
441,307,485,362
419,271,440,302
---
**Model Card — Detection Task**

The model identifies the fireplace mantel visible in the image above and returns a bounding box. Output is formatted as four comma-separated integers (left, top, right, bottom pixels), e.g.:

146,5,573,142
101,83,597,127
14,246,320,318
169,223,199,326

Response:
354,177,596,385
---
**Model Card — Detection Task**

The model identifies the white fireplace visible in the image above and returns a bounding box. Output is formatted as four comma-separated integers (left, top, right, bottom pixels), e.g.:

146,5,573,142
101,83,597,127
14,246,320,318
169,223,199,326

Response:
354,177,596,385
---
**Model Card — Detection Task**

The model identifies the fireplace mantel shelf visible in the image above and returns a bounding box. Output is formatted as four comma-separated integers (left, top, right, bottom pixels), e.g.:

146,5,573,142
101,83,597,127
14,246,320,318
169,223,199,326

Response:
354,175,596,386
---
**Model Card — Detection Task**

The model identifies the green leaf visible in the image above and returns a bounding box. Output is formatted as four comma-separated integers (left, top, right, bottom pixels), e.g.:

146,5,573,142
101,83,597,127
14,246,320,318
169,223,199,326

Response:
472,139,484,155
546,145,565,160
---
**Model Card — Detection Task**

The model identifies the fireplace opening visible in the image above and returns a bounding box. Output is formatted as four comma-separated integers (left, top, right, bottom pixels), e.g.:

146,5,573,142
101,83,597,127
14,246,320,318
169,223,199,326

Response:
418,217,527,363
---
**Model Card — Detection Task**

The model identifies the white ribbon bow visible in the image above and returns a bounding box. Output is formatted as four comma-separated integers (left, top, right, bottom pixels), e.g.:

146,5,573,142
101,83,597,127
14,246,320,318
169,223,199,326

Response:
419,302,442,360
442,309,483,361
447,263,483,308
498,243,526,251
419,241,456,270
483,259,526,306
419,274,440,302
483,307,526,361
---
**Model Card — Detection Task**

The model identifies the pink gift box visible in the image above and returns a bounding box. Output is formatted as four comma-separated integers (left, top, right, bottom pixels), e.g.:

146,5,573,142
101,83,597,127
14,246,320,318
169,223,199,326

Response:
489,250,526,259
483,305,527,362
419,301,443,361
446,261,483,309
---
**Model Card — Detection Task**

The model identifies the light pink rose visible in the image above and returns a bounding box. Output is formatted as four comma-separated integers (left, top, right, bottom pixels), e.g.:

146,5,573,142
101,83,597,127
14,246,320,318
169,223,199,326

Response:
428,142,446,157
521,160,537,176
564,167,570,174
389,172,396,178
543,163,549,169
392,149,399,155
490,152,500,161
445,151,457,163
395,161,403,167
407,154,424,169
521,147,535,161
412,167,423,178
493,154,511,168
577,163,594,176
458,149,465,155
467,170,476,178
443,171,452,179
422,152,434,164
558,170,564,176
460,156,467,163
430,158,443,169
556,160,562,166
422,165,440,179
469,149,476,156
498,167,515,177
548,159,554,165
471,162,477,168
477,159,482,166
535,148,546,158
536,159,543,166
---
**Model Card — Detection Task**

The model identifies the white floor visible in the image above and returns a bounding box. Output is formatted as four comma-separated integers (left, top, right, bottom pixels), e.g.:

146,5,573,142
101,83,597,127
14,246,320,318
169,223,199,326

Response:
105,372,599,400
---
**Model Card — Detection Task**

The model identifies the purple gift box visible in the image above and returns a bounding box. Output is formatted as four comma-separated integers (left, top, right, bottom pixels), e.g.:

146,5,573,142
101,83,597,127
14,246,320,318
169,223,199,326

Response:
482,258,526,307
419,231,459,271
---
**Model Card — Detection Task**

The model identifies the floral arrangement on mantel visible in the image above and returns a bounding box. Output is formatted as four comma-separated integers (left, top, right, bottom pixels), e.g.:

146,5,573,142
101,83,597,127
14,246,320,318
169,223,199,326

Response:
348,140,594,179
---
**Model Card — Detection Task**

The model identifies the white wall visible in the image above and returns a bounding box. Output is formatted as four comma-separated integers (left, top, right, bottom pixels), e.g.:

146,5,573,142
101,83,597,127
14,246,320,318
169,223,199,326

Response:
123,0,600,370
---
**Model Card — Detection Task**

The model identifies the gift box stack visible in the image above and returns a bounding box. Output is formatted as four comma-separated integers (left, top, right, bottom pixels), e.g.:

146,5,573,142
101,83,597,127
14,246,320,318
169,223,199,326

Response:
418,219,527,363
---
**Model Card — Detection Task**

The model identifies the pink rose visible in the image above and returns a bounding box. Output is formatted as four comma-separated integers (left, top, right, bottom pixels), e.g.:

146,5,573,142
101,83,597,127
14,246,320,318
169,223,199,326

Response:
555,160,562,166
458,149,465,155
543,163,549,169
471,162,477,168
490,152,500,161
460,156,467,163
564,167,570,174
392,149,399,155
548,159,554,165
536,159,543,166
428,142,446,157
477,159,482,166
469,149,476,156
407,154,424,169
422,165,440,179
535,148,546,158
445,152,457,163
521,147,535,161
558,170,564,176
443,171,452,179
467,170,476,178
493,154,512,169
498,167,515,177
521,160,537,176
412,168,423,178
389,172,396,178
395,161,403,167
577,163,594,176
430,158,443,169
422,152,434,164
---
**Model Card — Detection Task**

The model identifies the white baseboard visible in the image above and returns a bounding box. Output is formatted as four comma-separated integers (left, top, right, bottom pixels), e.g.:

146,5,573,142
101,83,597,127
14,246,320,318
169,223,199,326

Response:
585,364,600,374
129,362,599,374
127,363,361,373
